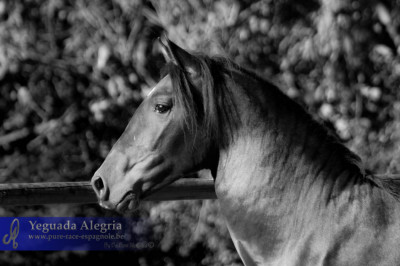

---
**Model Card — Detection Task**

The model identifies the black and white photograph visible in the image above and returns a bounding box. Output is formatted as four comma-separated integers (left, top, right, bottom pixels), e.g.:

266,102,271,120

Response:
1,0,400,265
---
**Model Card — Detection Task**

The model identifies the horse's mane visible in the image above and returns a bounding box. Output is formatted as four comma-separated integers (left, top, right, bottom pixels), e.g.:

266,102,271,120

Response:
161,55,239,149
161,53,400,201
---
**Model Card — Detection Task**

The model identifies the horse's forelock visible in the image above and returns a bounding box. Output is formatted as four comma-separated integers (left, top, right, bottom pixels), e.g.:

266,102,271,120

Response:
169,63,199,135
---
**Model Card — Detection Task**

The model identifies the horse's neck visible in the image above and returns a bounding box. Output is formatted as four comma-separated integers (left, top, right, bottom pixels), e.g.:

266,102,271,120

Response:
215,75,367,228
214,71,400,264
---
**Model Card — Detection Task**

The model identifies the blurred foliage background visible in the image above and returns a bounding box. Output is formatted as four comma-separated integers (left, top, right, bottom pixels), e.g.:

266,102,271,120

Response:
1,0,400,265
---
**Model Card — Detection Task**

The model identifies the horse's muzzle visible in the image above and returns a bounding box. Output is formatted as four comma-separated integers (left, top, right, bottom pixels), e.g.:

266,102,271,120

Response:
115,191,140,213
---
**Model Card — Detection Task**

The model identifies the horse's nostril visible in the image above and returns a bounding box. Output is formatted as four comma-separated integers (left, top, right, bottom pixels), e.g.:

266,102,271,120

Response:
94,177,104,191
92,176,108,200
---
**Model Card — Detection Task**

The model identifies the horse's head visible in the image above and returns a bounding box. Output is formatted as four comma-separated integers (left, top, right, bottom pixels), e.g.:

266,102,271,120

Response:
91,36,217,213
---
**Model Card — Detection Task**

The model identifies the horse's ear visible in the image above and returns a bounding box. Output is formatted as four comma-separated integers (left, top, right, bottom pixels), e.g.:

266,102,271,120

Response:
158,34,200,78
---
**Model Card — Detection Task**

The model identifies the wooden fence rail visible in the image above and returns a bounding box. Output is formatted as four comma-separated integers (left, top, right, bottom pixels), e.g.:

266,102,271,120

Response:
0,178,216,206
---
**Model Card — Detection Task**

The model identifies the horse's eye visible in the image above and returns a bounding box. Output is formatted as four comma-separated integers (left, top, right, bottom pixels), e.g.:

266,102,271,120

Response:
154,104,171,114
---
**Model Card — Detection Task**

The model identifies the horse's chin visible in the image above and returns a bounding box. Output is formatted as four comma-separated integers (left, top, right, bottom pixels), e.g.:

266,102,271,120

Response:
115,191,140,214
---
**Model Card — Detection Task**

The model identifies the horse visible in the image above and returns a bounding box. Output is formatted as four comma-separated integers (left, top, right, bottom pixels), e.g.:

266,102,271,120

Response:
91,35,400,265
